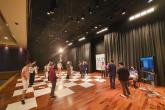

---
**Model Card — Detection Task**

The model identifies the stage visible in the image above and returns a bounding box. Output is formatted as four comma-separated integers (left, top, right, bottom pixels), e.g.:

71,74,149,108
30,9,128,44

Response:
0,71,165,110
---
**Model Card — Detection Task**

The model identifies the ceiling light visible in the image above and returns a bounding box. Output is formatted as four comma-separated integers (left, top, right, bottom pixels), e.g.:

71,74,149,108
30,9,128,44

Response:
122,12,126,15
4,36,8,40
47,12,50,15
59,48,63,53
89,8,93,15
64,30,67,33
78,37,86,42
68,43,73,46
19,47,23,52
81,17,85,20
129,7,155,21
65,40,69,43
94,26,98,29
50,11,55,14
140,11,147,16
5,45,9,50
148,0,153,3
96,27,108,34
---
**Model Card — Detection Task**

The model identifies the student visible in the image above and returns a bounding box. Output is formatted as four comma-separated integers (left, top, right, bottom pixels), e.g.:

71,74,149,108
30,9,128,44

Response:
57,62,63,78
34,62,39,76
21,62,32,104
101,62,106,78
117,62,131,98
29,63,35,86
79,61,83,78
81,61,86,78
49,63,58,98
84,61,88,76
66,61,71,79
108,60,116,89
129,66,138,89
45,61,51,80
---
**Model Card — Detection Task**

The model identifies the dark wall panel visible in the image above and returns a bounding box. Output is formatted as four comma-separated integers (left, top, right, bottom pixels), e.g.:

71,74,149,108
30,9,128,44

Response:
91,37,104,71
0,47,27,71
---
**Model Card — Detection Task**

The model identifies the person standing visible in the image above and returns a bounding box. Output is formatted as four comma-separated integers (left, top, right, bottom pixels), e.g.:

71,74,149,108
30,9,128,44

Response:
84,61,88,76
82,61,86,78
46,61,51,80
21,62,31,104
101,62,106,78
117,62,131,98
66,61,71,79
108,60,116,89
49,63,58,98
29,63,35,86
34,62,39,76
57,62,63,78
79,61,83,78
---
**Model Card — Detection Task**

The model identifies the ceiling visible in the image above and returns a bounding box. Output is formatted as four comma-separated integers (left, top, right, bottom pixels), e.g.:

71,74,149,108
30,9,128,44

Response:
29,0,158,47
0,0,28,48
0,12,17,46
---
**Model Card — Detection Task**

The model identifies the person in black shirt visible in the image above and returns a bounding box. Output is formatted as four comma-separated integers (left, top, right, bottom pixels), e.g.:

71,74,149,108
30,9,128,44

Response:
107,60,116,89
117,62,131,97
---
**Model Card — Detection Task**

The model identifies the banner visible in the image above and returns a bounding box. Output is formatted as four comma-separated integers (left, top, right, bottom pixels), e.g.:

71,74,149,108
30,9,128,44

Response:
96,54,105,70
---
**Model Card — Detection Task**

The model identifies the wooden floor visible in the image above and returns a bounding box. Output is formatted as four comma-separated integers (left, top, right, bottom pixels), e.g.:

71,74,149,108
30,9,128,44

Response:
0,72,165,110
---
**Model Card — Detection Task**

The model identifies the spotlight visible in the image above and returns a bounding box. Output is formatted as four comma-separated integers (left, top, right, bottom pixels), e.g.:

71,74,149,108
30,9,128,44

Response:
65,40,69,43
5,45,9,50
122,12,126,15
81,17,85,20
47,12,50,15
19,47,23,53
94,26,98,29
4,36,8,40
64,30,68,33
59,48,63,53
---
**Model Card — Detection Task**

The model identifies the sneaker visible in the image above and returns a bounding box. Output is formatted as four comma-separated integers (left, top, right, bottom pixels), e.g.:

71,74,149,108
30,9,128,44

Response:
120,94,127,98
21,100,25,104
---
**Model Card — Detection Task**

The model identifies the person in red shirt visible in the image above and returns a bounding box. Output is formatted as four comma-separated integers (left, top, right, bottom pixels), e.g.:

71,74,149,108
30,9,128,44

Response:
48,62,58,98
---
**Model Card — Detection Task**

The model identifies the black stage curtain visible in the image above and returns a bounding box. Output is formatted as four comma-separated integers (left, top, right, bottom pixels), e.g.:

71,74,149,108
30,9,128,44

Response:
104,21,165,86
69,43,91,72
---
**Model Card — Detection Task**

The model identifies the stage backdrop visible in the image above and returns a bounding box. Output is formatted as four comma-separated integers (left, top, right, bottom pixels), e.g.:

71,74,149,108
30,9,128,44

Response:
104,21,165,86
96,54,105,70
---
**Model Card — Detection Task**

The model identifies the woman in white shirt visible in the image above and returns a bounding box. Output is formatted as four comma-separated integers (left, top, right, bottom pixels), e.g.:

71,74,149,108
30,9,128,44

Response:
57,62,63,78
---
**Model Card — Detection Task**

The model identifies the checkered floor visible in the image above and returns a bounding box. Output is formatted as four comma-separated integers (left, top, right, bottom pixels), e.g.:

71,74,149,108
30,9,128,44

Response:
6,71,106,110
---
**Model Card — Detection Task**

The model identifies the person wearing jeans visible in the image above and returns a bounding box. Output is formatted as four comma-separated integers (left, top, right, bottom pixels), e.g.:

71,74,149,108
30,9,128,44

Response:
48,63,58,98
117,62,130,97
108,60,116,89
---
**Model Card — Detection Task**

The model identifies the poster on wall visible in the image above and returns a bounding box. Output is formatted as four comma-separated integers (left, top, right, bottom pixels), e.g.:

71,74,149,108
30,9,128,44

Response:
96,54,105,70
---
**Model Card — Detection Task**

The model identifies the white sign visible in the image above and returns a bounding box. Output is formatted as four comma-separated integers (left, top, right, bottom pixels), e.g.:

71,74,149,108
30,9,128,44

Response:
96,54,105,70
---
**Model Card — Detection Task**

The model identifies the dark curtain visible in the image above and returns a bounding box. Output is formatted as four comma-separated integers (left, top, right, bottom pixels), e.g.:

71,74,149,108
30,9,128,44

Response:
68,43,92,72
104,21,165,86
